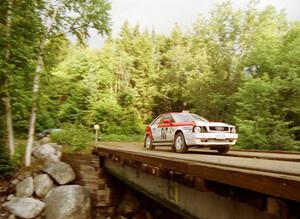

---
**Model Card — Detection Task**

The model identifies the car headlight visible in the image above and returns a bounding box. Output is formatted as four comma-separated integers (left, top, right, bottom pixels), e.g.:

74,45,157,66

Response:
194,126,201,133
231,127,236,133
194,126,206,133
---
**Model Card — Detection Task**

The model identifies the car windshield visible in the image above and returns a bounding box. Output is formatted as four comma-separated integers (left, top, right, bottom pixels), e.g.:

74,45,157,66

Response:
172,113,209,123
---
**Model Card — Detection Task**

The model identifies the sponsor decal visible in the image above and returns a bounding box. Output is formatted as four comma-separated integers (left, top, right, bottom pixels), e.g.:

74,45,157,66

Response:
161,128,168,140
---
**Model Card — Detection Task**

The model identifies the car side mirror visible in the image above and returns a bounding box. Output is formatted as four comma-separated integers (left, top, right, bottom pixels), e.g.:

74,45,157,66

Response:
164,119,171,124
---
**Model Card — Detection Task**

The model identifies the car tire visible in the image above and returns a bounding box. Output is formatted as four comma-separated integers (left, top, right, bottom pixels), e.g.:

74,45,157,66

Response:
217,146,230,153
144,135,155,150
173,132,188,153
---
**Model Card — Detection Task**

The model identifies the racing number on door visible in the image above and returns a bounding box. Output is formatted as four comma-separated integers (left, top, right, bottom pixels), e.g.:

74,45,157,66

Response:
161,128,168,140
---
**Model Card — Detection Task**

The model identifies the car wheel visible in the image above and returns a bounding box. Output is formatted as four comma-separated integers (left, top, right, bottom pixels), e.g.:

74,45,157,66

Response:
217,146,230,153
174,132,188,153
144,135,155,150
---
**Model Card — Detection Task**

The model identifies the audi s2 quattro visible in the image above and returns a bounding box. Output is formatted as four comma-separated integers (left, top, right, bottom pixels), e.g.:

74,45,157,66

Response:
144,112,238,153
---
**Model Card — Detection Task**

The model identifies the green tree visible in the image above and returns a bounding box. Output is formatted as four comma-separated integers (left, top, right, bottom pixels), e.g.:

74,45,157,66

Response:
0,0,41,158
25,0,111,166
234,76,295,150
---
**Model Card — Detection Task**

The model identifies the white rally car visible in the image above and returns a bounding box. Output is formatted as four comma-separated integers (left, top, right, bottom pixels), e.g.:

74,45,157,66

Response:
144,112,238,153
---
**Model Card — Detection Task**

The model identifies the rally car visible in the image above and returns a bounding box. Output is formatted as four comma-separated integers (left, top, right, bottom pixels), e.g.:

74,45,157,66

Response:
144,112,238,153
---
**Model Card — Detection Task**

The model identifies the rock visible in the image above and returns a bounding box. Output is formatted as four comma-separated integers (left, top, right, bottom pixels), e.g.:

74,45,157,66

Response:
40,137,52,144
132,209,153,219
33,144,56,161
17,171,32,181
8,215,15,219
11,179,19,185
45,185,91,219
31,155,37,163
5,197,45,219
43,161,75,185
56,151,62,159
16,177,34,197
118,193,140,217
43,185,57,201
35,211,46,219
7,194,14,201
49,143,63,152
32,141,41,151
47,154,60,163
34,174,53,198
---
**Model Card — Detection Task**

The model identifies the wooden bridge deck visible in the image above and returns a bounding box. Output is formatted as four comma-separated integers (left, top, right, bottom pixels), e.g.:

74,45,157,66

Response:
95,142,300,202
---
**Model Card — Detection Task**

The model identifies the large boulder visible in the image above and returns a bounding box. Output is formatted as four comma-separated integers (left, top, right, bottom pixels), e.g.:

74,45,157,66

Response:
43,161,75,185
16,177,34,197
33,144,56,161
46,153,60,163
49,143,63,152
45,185,91,219
40,137,52,144
5,197,45,219
34,174,53,198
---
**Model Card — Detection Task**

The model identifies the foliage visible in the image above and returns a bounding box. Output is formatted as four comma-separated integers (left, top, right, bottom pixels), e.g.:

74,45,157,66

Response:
51,124,94,151
11,143,26,168
234,76,295,150
0,145,14,176
0,0,300,152
0,142,26,176
37,2,300,151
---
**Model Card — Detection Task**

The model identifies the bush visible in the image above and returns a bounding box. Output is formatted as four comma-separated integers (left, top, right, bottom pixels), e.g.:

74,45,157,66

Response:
0,145,14,176
85,95,144,135
51,123,93,151
234,76,295,150
11,143,26,168
0,140,27,177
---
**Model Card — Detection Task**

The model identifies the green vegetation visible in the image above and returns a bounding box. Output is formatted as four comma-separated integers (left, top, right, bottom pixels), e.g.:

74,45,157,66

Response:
0,142,26,176
51,124,94,152
1,0,300,174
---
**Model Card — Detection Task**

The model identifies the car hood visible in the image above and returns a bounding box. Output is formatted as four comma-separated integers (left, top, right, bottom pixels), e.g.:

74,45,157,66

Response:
194,121,233,127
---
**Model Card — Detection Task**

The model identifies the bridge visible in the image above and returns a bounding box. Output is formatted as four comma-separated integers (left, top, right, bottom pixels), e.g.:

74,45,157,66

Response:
92,143,300,219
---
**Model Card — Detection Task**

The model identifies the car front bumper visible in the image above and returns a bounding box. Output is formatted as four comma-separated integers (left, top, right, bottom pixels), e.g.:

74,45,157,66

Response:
185,132,238,146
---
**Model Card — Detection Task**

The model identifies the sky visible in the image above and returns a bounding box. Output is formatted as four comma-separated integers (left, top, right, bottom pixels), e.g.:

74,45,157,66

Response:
88,0,300,48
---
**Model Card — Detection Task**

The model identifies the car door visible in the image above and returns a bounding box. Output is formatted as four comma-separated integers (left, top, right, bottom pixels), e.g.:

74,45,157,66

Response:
151,115,162,142
157,114,174,143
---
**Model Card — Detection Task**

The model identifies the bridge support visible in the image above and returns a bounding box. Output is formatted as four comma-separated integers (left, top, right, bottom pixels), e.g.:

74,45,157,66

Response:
103,159,277,219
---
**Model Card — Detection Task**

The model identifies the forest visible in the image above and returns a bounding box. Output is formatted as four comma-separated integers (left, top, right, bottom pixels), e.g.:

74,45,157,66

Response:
0,1,300,173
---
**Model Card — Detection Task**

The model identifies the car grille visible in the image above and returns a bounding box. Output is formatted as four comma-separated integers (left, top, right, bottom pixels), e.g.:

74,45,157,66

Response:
209,126,229,132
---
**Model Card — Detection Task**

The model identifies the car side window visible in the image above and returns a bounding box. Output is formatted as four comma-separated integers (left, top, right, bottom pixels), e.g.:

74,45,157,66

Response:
159,114,173,124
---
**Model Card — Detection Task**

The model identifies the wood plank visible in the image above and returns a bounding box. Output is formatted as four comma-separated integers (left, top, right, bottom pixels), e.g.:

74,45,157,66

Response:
95,146,300,202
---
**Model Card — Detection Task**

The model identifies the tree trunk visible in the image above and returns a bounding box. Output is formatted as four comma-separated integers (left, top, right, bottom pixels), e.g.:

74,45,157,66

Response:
24,0,61,166
3,0,15,158
25,39,46,166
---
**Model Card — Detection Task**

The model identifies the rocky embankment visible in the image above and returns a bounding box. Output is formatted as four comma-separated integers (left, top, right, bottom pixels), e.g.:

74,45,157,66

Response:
1,139,182,219
2,141,91,219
